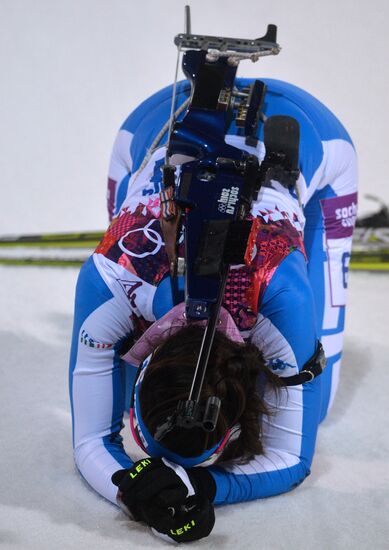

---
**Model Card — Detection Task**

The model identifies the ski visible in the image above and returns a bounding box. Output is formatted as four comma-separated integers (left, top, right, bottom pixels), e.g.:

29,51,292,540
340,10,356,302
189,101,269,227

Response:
0,258,86,267
0,231,99,266
0,245,92,267
1,195,389,269
0,231,103,248
0,230,388,269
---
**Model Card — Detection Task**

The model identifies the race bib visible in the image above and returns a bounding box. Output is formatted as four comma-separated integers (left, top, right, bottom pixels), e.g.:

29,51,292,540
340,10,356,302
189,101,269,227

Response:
320,192,357,306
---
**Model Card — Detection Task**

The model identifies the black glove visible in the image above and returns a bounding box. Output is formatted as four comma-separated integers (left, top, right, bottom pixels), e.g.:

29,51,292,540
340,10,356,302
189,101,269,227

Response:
112,458,216,543
111,458,187,519
187,466,217,502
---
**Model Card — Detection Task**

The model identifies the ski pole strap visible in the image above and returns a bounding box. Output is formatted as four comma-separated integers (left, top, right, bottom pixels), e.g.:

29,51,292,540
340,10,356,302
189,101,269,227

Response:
281,341,326,386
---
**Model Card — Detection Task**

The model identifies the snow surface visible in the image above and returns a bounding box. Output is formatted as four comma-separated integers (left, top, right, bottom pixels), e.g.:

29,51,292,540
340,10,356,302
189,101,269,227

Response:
0,266,388,549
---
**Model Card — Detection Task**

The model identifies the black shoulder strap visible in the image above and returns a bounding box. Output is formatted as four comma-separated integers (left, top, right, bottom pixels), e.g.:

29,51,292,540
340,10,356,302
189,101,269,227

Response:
282,342,326,386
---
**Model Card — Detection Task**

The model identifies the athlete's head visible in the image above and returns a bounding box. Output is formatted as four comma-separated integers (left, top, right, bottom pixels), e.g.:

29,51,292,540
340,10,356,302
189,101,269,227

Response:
130,324,280,467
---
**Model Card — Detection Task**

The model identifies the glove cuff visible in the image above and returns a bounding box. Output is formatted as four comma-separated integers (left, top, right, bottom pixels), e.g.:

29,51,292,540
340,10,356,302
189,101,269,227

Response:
116,488,141,521
188,467,217,502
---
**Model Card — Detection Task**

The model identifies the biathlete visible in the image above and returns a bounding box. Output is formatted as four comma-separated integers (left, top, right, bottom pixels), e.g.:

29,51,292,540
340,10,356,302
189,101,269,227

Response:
69,76,357,543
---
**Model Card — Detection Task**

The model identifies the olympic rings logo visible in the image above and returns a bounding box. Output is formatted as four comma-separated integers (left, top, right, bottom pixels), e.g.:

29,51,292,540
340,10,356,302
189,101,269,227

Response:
118,219,164,258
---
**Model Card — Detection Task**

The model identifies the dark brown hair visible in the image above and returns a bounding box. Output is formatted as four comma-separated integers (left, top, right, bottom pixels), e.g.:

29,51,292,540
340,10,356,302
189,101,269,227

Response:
139,324,281,464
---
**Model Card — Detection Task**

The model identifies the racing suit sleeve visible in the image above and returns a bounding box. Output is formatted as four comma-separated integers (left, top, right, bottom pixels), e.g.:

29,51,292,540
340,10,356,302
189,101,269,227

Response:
207,250,322,504
69,256,135,504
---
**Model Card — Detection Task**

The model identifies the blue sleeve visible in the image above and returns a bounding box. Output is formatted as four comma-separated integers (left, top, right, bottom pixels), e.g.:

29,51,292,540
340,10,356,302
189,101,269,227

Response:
69,257,135,504
207,251,322,505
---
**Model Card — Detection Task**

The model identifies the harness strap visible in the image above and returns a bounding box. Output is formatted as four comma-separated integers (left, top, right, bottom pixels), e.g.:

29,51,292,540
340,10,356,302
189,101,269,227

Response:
282,341,326,386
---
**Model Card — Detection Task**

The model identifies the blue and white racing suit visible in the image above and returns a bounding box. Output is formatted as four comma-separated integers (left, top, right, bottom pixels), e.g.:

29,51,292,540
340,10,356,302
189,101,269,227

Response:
69,79,358,506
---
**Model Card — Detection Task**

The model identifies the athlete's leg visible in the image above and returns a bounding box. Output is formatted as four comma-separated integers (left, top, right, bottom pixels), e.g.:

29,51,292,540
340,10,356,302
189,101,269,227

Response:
106,83,191,220
303,142,358,421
